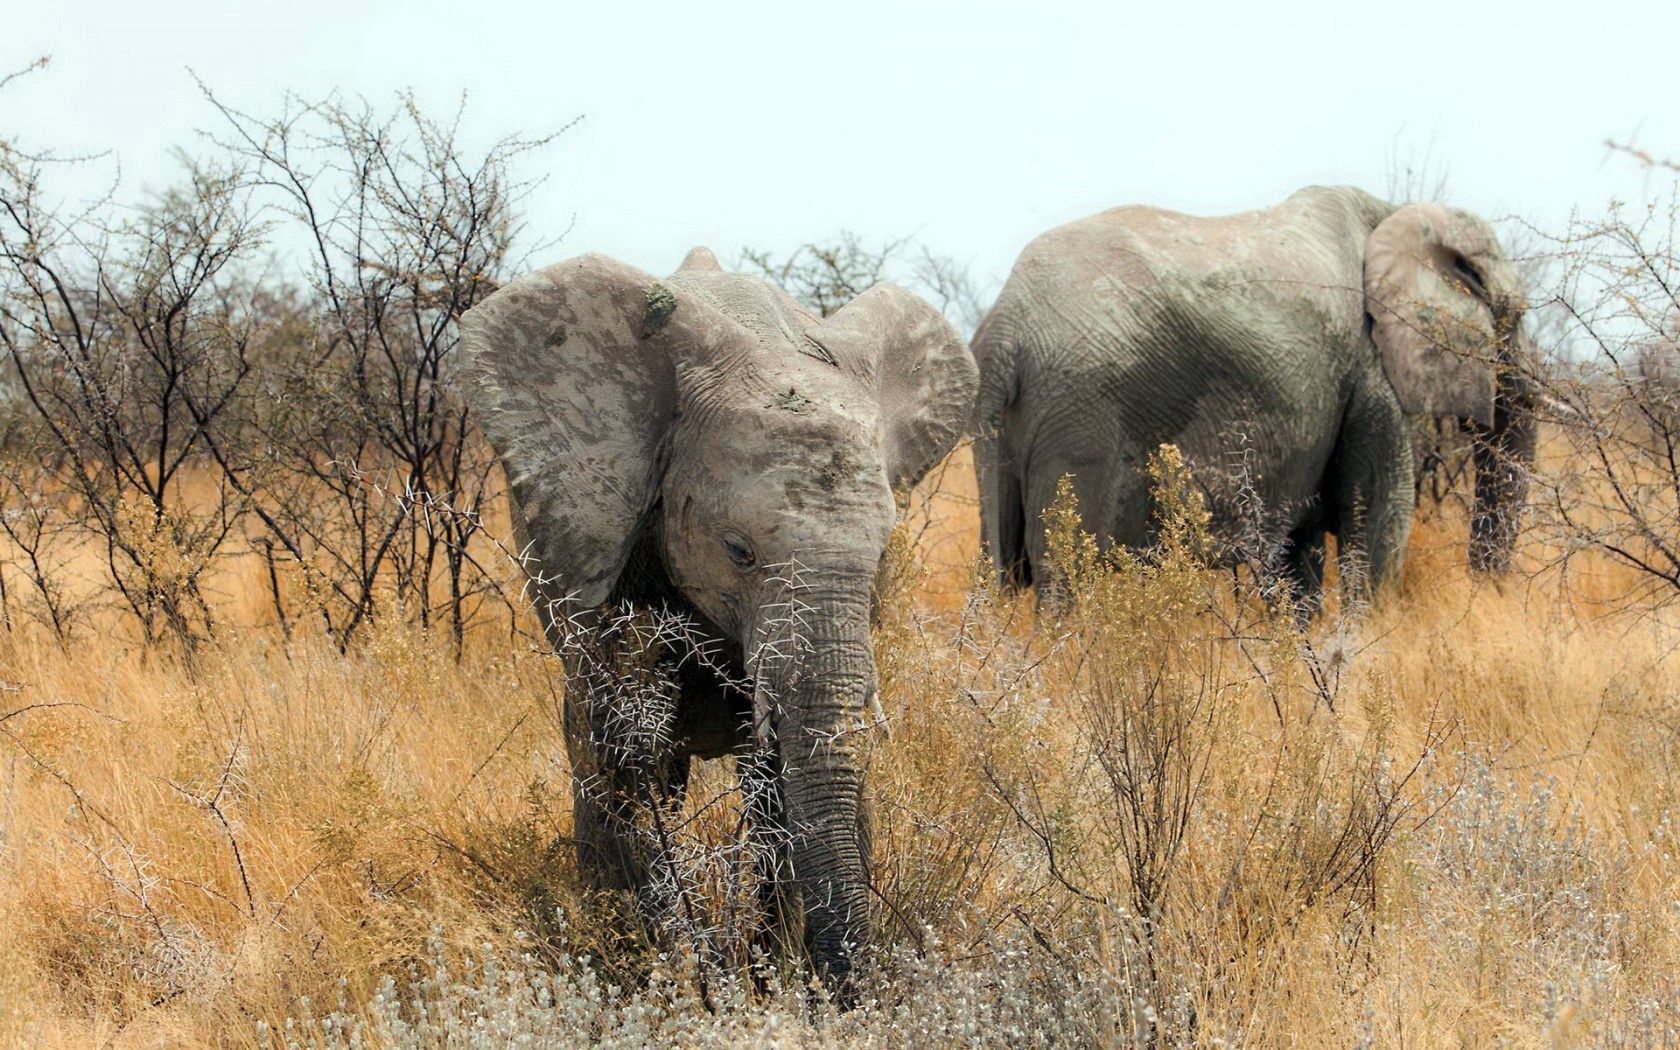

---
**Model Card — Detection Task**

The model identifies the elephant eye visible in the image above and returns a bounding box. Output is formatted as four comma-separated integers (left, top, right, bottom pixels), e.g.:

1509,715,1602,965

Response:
721,533,757,570
1450,254,1490,303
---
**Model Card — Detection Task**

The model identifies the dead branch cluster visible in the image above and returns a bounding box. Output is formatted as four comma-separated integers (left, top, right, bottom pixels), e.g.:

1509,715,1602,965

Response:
0,83,564,650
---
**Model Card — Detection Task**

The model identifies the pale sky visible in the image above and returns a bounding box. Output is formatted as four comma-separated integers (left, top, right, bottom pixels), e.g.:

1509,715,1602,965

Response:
6,0,1679,290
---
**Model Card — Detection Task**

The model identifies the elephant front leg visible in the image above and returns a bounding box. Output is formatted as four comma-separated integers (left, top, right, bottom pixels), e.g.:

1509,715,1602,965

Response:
563,664,692,921
738,746,802,968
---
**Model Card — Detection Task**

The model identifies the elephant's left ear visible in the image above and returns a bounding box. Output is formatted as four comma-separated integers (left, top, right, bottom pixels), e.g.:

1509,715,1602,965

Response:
816,285,979,491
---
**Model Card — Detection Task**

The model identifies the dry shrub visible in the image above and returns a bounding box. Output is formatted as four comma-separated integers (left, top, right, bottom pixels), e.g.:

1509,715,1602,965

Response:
0,80,559,655
0,622,579,1046
1522,185,1680,611
864,448,1459,1046
2,429,1679,1045
2,79,1679,1040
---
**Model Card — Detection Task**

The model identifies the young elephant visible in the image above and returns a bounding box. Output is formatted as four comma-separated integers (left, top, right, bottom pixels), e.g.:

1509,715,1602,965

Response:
460,247,976,988
973,185,1534,607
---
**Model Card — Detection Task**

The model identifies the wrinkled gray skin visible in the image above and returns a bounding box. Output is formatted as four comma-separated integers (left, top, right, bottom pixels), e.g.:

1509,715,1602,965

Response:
973,186,1535,606
1636,338,1680,433
461,247,976,990
1638,339,1680,397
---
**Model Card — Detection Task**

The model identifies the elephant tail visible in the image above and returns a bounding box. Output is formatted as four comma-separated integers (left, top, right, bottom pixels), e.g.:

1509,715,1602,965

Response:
970,313,1031,589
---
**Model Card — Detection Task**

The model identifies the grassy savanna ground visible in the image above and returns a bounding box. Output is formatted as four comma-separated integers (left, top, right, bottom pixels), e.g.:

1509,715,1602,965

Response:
1,442,1678,1048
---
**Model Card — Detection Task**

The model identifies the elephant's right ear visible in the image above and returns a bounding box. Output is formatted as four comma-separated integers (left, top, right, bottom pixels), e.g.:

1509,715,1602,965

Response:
461,253,745,607
1363,203,1521,427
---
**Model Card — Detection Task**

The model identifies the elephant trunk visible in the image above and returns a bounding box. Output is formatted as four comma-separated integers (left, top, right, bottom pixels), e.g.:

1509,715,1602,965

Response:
1469,341,1537,574
750,584,875,990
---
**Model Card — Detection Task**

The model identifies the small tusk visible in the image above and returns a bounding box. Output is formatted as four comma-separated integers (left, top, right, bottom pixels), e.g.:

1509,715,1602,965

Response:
867,689,892,741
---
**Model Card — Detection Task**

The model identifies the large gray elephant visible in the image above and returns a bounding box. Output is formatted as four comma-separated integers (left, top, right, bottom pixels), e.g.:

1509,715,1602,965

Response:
460,247,976,988
972,185,1534,606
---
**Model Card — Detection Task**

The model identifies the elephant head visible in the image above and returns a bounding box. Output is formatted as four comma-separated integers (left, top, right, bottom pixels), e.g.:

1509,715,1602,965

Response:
459,248,976,984
1364,203,1536,572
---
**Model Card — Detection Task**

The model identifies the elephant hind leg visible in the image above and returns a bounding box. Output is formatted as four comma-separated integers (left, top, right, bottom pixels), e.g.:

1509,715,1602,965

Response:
1023,450,1150,608
1278,526,1327,624
1000,482,1031,589
977,435,1032,589
1325,381,1416,602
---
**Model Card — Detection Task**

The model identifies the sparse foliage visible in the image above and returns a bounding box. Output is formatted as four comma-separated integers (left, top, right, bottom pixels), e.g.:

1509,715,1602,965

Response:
0,80,567,649
0,145,262,643
200,88,565,651
3,66,1680,1050
1526,182,1680,604
741,231,990,336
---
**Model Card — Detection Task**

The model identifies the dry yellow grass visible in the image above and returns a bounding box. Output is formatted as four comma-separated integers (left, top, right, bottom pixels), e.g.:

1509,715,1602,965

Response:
1,442,1677,1048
